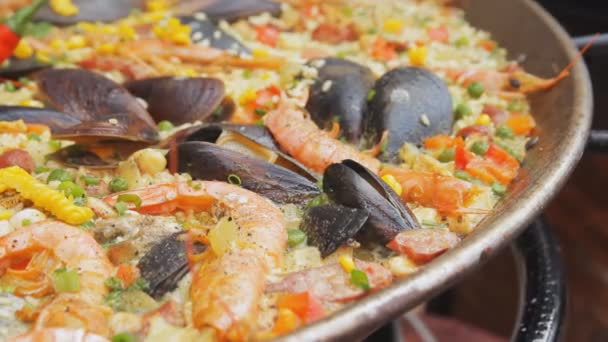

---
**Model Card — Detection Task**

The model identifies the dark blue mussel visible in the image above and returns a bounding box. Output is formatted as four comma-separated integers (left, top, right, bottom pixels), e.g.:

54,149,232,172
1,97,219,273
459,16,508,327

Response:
174,0,281,22
365,67,453,162
179,15,250,56
306,58,375,144
0,106,80,132
0,58,49,79
34,0,144,25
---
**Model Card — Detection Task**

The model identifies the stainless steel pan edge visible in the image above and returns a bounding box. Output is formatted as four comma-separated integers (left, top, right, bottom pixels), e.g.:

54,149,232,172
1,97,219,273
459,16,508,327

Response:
279,0,593,340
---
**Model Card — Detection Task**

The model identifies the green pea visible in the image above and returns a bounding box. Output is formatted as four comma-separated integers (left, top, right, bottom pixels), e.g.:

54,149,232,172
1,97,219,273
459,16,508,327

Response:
454,103,472,120
492,182,507,196
58,181,85,198
157,120,174,131
82,175,100,185
111,332,137,342
438,148,455,163
47,169,72,183
109,177,129,192
470,140,489,156
454,170,473,182
287,229,306,247
496,125,514,139
467,81,485,99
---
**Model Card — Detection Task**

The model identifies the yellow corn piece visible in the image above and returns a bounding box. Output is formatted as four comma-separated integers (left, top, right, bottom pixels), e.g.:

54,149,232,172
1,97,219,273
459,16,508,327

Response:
0,166,93,225
19,99,37,107
0,120,27,133
96,43,117,55
66,35,87,49
49,0,79,17
339,255,356,273
408,45,428,66
13,40,33,59
36,51,51,63
475,113,492,125
239,88,257,105
49,38,65,50
118,24,137,40
381,174,403,196
252,48,269,58
146,0,169,12
384,18,404,34
0,210,13,220
77,22,96,32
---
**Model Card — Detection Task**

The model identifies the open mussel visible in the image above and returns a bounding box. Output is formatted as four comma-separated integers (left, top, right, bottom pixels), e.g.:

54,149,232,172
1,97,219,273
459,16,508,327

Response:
179,15,250,56
0,106,81,132
301,203,369,258
125,76,227,125
137,232,206,299
306,58,375,143
34,0,143,25
174,0,281,22
35,68,159,144
179,141,321,205
0,58,49,79
366,67,453,162
323,159,420,243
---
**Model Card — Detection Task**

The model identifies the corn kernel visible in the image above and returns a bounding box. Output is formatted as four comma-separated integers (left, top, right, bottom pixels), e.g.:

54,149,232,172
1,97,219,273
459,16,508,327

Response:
172,31,191,45
13,40,33,59
339,255,356,273
97,43,117,54
384,18,404,34
77,22,96,32
0,210,13,220
252,48,270,58
0,120,27,133
146,0,169,12
119,24,137,40
49,39,65,50
475,114,492,125
408,45,428,66
66,35,87,49
381,174,403,196
50,0,79,17
261,72,271,81
240,88,257,105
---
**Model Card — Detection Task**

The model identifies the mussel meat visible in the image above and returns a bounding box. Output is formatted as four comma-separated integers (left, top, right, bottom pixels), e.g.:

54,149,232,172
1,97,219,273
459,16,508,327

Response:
34,0,143,25
179,15,250,56
179,141,321,205
174,0,281,22
323,159,420,243
301,203,369,258
306,58,375,143
35,68,159,144
137,232,206,299
366,67,453,162
125,76,226,125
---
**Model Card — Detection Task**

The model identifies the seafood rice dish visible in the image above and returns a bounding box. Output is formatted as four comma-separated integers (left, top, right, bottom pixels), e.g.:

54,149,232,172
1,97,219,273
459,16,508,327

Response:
0,0,580,341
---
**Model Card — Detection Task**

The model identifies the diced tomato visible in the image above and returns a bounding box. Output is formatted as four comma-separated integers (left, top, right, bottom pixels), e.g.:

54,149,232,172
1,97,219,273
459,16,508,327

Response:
505,114,536,136
479,39,497,51
256,25,280,47
277,292,325,323
312,23,359,44
371,36,398,61
26,124,49,135
387,229,460,264
466,144,520,184
427,25,449,43
116,264,140,288
483,104,509,124
423,135,464,150
455,146,475,170
486,144,519,167
0,149,34,173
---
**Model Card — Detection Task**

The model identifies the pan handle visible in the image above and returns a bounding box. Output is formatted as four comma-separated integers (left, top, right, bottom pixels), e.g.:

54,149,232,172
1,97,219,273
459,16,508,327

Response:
511,219,566,342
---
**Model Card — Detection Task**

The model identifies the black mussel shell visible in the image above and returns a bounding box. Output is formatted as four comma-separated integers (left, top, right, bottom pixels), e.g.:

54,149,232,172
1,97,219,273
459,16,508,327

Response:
0,106,81,132
179,15,250,56
137,232,205,299
301,203,369,258
366,67,453,162
125,76,226,125
174,0,281,22
35,68,159,143
323,160,420,243
306,58,375,143
49,142,148,169
0,58,49,79
179,142,321,205
34,0,143,25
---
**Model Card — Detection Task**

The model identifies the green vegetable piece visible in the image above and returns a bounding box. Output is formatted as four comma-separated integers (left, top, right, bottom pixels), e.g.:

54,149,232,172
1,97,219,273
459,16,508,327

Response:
114,202,128,216
82,175,100,185
130,278,149,291
58,181,85,198
27,133,41,141
467,81,485,99
507,100,525,112
437,148,455,163
47,169,72,183
21,219,31,226
48,139,62,150
454,170,473,181
117,194,142,208
112,333,138,342
492,182,507,196
80,220,95,230
157,120,174,131
52,267,81,293
350,269,370,290
4,82,16,92
454,103,472,120
34,166,49,174
287,229,306,247
227,174,242,186
496,125,514,139
105,276,124,291
454,36,469,47
367,89,376,101
109,177,129,192
470,140,489,156
254,108,267,116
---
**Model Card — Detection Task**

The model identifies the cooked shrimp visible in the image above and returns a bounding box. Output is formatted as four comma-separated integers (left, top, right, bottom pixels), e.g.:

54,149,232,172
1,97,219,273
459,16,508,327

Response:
104,181,287,341
380,167,479,215
264,104,381,173
0,221,114,336
11,328,109,342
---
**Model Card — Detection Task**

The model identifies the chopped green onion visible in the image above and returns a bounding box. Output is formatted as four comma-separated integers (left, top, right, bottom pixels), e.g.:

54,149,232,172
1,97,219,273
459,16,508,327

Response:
492,182,507,196
111,332,137,342
4,82,16,92
47,169,72,183
470,140,489,156
254,108,267,116
367,89,376,101
82,175,100,185
58,181,85,198
105,290,123,310
105,276,124,291
52,268,81,293
131,278,149,291
227,174,241,186
467,81,485,99
117,194,142,208
287,229,306,247
496,125,514,139
114,202,128,216
437,148,455,163
157,120,174,131
34,166,49,174
350,269,370,290
306,194,328,208
454,170,473,182
495,140,523,161
507,100,525,112
23,21,53,38
80,220,95,230
48,139,62,150
22,219,31,226
109,177,129,192
243,69,252,79
454,36,469,47
454,103,472,120
27,133,41,141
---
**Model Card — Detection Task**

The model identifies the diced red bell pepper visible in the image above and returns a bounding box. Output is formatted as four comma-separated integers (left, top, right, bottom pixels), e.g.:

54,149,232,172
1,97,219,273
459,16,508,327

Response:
256,25,280,47
427,25,449,43
455,146,475,170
